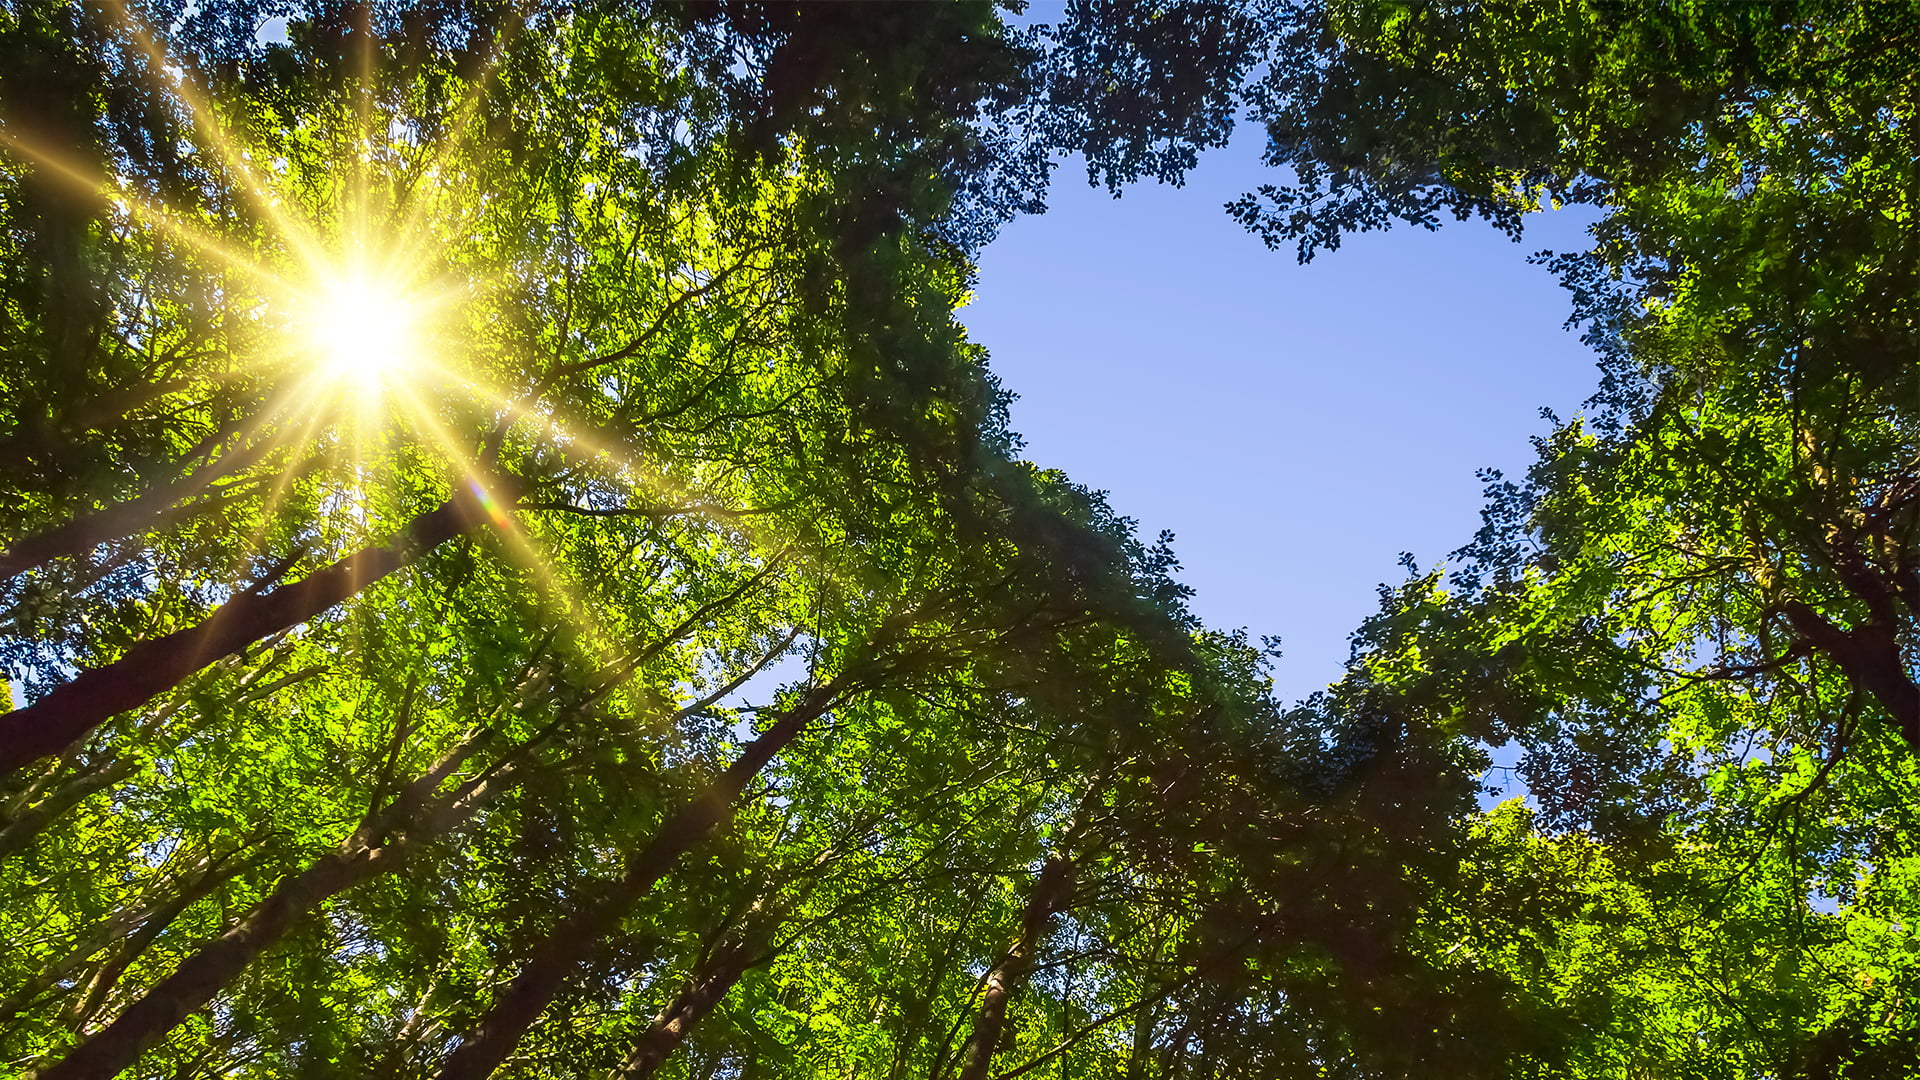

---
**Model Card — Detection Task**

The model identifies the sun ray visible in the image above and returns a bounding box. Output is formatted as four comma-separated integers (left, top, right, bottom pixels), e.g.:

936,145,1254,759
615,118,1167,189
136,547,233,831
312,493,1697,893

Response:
440,368,812,576
0,131,289,291
369,335,833,669
104,0,334,276
207,408,330,594
376,378,630,670
6,6,849,694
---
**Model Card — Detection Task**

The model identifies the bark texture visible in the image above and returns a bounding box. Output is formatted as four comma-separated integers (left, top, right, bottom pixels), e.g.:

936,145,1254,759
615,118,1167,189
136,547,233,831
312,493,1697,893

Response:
957,855,1076,1080
610,916,779,1080
27,750,512,1080
1779,599,1920,749
0,486,504,777
432,684,842,1080
29,846,400,1080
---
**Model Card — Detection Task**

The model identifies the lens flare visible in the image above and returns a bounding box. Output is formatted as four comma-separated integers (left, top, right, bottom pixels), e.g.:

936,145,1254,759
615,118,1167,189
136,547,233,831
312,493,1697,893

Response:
1,3,788,664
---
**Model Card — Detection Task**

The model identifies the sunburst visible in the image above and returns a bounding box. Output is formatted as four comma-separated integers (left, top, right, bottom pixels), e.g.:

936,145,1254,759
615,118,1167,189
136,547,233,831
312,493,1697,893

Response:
0,9,650,656
0,7,830,674
302,272,426,390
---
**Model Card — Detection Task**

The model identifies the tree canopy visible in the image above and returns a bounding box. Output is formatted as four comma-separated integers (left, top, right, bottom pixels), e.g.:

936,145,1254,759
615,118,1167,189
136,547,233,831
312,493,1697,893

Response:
2,2,1917,1079
1241,1,1920,1074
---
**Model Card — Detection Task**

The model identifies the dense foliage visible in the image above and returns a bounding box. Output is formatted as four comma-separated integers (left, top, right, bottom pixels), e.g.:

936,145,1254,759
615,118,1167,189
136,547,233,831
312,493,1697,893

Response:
1245,1,1920,1075
4,1,1918,1078
0,2,1473,1078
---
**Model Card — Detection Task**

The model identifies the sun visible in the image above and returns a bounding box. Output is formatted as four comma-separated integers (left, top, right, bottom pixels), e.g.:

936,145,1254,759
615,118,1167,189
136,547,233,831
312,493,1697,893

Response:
302,273,424,388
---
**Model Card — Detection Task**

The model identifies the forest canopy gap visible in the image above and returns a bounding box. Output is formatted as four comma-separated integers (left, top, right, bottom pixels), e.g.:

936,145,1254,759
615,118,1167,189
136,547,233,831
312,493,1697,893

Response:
0,2,1916,1079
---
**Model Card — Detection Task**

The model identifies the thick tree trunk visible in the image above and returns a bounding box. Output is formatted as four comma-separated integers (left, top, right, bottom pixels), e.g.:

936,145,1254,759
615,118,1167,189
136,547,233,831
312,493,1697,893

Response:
609,916,779,1080
27,753,514,1080
0,483,508,778
956,855,1076,1080
1778,600,1920,749
0,429,284,581
431,684,843,1080
0,662,318,864
28,844,401,1080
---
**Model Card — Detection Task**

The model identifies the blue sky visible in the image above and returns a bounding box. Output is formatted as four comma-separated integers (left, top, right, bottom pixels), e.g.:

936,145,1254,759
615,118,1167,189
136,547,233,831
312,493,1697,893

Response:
960,132,1604,704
